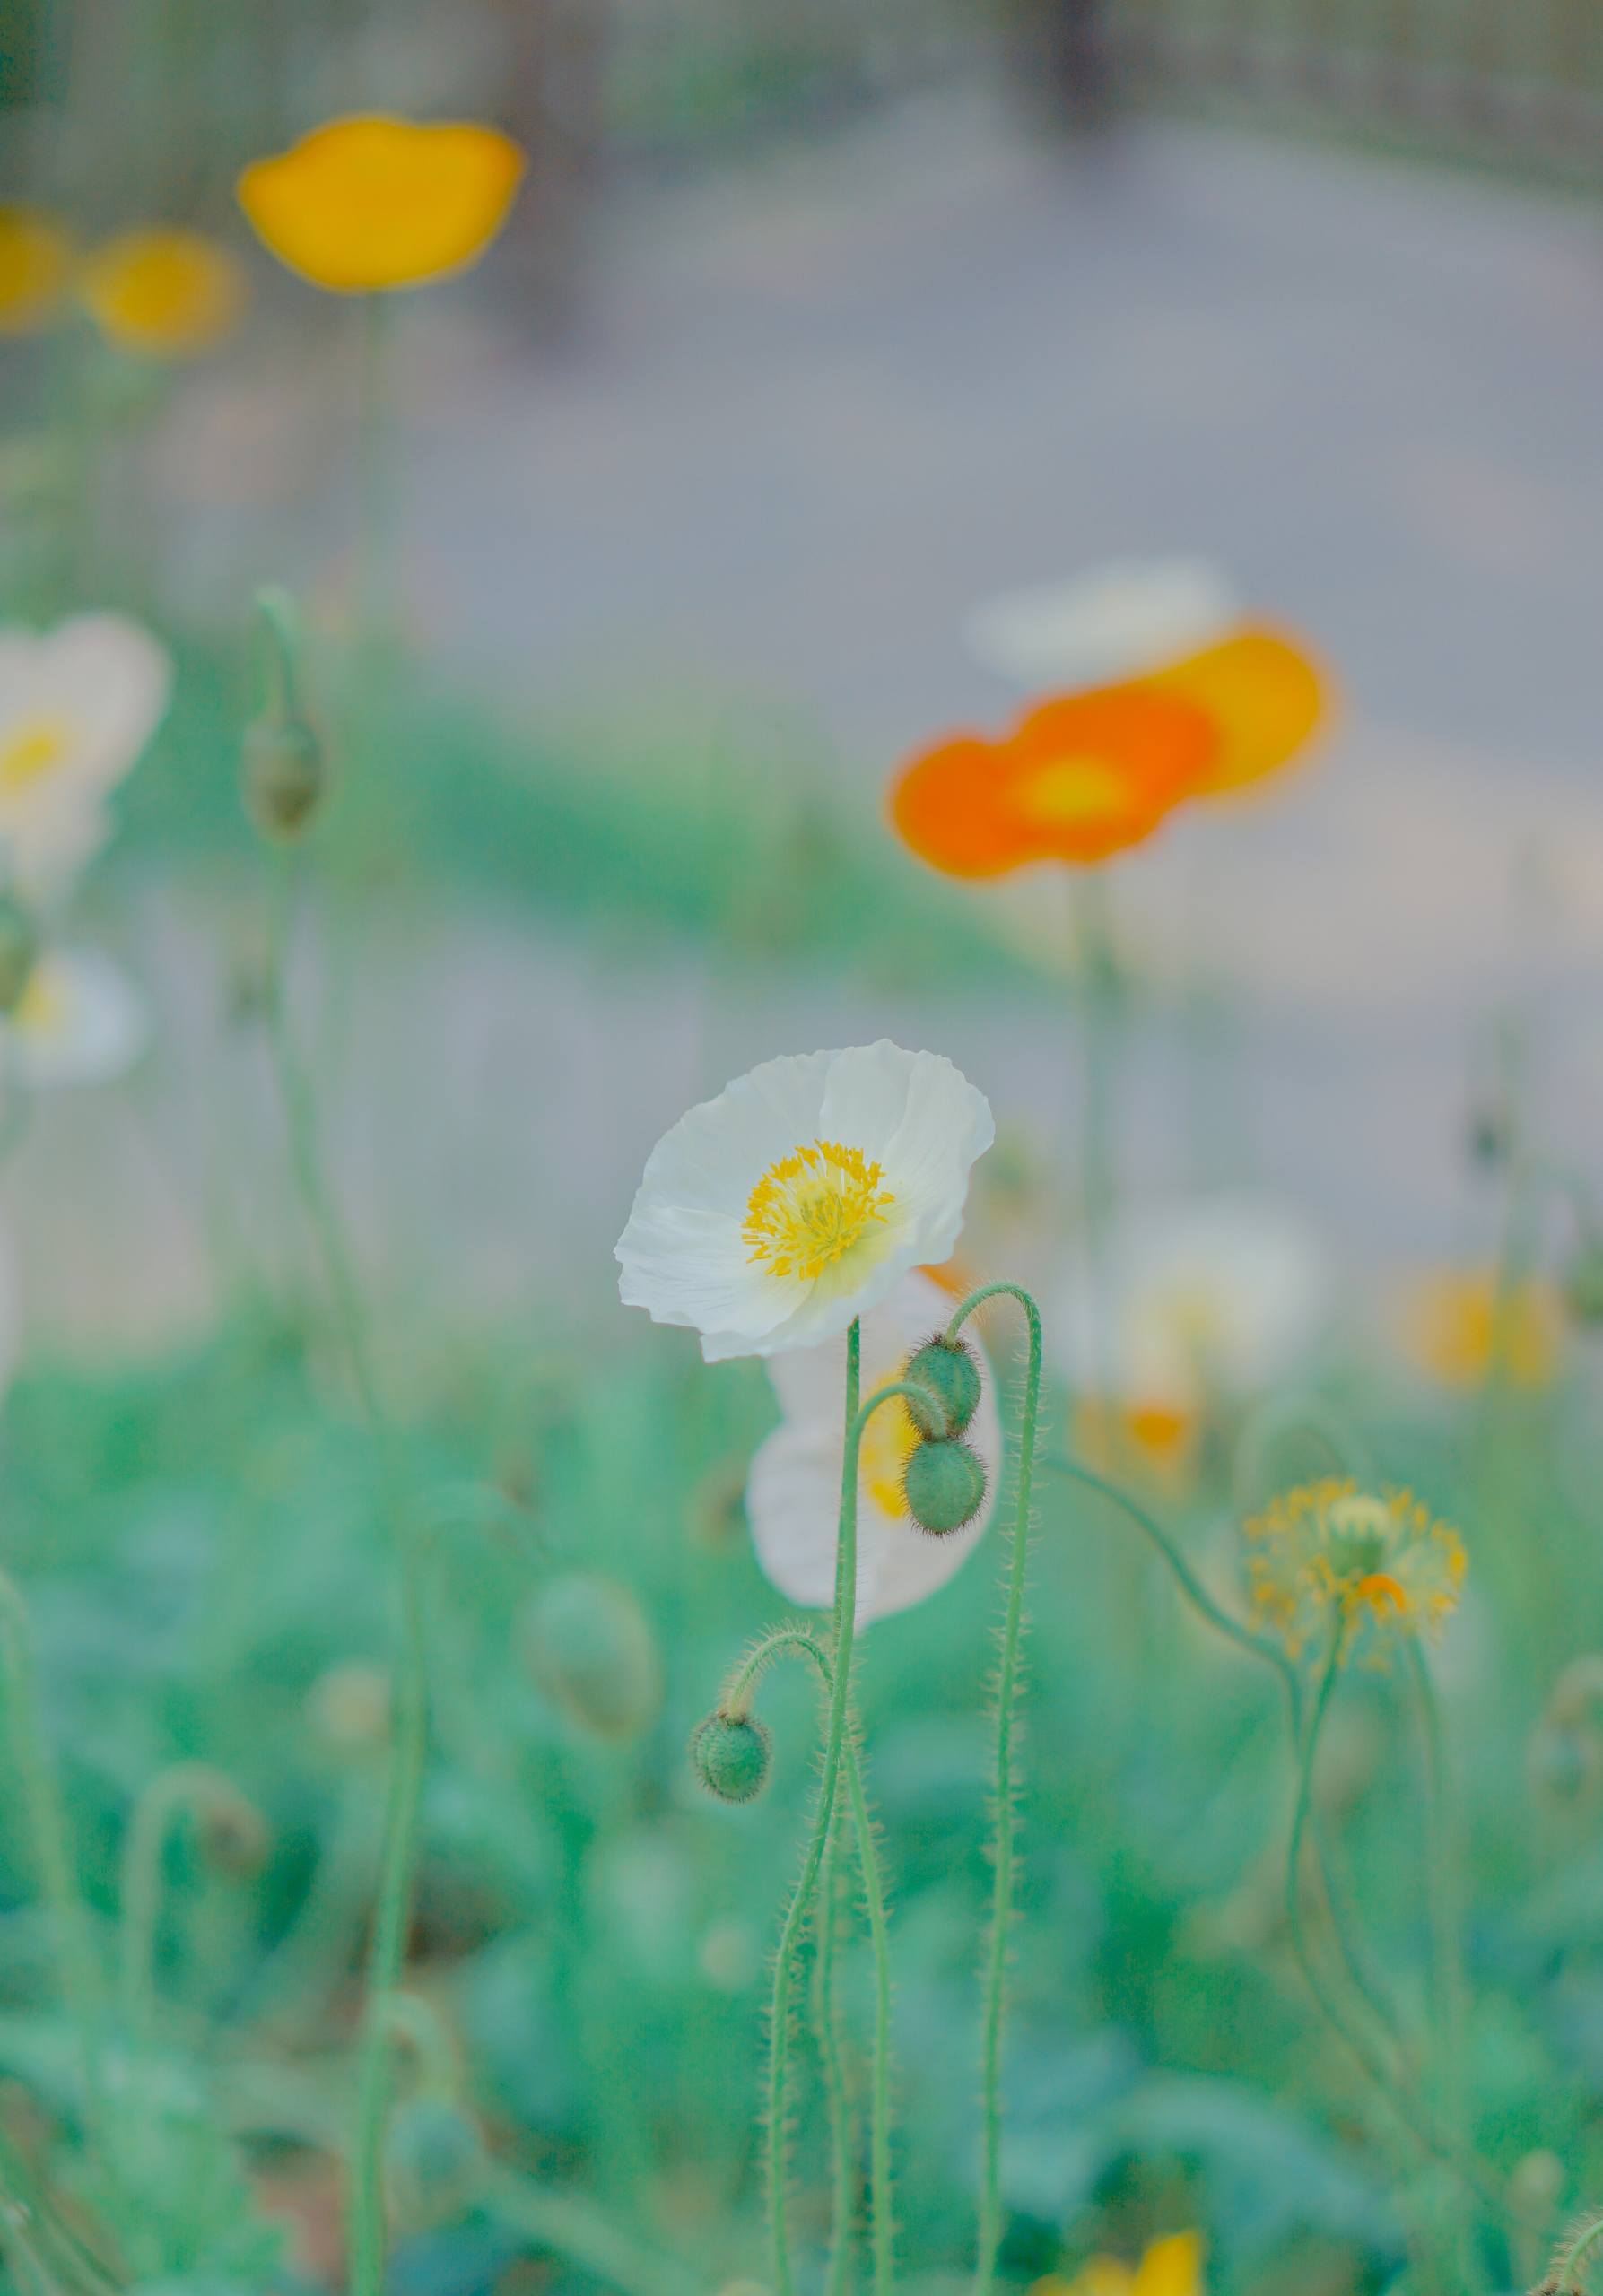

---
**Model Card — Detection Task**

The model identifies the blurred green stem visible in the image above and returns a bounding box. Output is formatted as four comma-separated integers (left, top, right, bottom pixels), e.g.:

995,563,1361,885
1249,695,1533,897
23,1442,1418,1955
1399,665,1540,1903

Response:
1070,874,1119,1428
940,1283,1042,2296
0,1570,105,2145
119,1761,246,2051
813,1812,855,2296
260,851,428,2296
1555,2214,1603,2292
356,292,395,666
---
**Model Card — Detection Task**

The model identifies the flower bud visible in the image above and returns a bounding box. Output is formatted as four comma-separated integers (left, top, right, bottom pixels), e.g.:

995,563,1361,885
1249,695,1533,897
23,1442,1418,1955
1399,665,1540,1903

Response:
1566,1237,1603,1328
384,2096,485,2231
903,1333,981,1439
242,712,326,841
903,1437,987,1535
524,1572,664,1744
691,1712,772,1804
195,1781,271,1879
0,892,39,1015
309,1660,392,1755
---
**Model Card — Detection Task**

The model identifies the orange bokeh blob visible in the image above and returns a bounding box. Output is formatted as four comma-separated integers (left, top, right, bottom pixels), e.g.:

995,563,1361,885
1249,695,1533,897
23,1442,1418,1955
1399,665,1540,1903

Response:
891,684,1216,877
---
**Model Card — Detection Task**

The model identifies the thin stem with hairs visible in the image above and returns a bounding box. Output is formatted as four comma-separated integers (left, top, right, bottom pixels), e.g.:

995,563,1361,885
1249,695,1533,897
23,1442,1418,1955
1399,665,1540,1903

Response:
940,1283,1043,2296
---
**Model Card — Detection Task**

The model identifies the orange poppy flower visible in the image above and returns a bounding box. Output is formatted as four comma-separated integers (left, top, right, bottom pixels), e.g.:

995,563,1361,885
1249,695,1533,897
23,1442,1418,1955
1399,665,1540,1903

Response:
237,114,526,294
1146,623,1329,795
892,684,1215,877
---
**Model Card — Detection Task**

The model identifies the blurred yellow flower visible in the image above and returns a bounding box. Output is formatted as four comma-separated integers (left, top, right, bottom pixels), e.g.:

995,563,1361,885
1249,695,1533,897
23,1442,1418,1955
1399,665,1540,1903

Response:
1033,2230,1205,2296
0,205,74,335
1245,1479,1465,1664
78,228,246,357
1404,1269,1562,1390
1146,625,1330,796
237,114,526,293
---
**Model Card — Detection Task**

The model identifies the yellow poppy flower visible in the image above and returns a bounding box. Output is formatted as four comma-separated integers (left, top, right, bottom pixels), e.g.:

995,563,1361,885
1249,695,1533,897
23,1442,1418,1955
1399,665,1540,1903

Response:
1403,1268,1562,1391
1034,2229,1206,2296
1244,1481,1466,1665
1146,625,1330,796
0,205,74,335
78,228,246,358
237,114,526,293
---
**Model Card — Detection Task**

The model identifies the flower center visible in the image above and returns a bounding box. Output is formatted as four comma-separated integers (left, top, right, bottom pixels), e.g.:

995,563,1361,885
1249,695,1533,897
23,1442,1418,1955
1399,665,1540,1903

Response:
13,965,64,1038
1015,755,1128,826
0,717,71,796
1349,1570,1409,1620
743,1139,894,1283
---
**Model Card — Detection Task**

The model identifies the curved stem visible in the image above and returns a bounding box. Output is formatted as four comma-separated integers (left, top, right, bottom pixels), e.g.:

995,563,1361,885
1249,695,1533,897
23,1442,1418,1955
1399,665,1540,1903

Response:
0,1570,104,2140
260,853,428,2296
1232,1395,1373,1518
942,1283,1043,2296
1554,2215,1603,2292
118,1761,249,2051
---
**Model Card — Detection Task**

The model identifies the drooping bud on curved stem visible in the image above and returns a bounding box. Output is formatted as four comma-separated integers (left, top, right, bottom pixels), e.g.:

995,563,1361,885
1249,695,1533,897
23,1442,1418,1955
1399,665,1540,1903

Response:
119,1761,271,2049
243,586,328,840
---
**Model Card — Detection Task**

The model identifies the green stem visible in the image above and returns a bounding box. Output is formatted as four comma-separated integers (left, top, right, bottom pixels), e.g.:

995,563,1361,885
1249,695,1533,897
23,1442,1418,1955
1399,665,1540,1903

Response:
1407,1645,1468,2158
723,1622,894,2296
813,1812,855,2296
0,1570,104,2141
940,1283,1043,2296
356,291,394,665
1232,1395,1374,1517
765,1338,935,2296
1554,2215,1603,2292
260,853,428,2296
118,1761,241,2052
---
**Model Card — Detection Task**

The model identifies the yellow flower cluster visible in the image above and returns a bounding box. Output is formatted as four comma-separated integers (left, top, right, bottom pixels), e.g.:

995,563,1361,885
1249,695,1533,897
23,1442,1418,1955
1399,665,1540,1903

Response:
1244,1479,1466,1664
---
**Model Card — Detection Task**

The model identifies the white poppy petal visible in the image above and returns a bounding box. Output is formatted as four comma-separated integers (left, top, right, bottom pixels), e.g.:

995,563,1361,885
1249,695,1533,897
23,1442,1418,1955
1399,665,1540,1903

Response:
963,558,1241,690
6,948,149,1087
616,1044,993,1362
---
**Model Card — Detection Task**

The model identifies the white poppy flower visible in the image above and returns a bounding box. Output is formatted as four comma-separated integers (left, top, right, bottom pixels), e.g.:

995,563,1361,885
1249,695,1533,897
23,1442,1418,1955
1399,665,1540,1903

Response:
4,949,149,1086
616,1042,995,1362
0,615,171,896
1059,1192,1333,1413
963,558,1241,691
747,1268,1001,1624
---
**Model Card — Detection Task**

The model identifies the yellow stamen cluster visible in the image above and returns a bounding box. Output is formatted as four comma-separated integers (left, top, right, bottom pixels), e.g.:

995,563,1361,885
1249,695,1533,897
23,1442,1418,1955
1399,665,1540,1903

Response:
743,1140,894,1283
1244,1477,1466,1663
0,718,71,796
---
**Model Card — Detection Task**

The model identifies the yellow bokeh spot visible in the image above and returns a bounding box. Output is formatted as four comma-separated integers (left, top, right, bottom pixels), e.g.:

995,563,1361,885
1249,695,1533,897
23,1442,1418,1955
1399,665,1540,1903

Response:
1015,755,1131,826
0,205,74,335
1047,2231,1205,2296
743,1140,894,1284
78,228,245,358
13,963,65,1039
1405,1270,1561,1391
1148,624,1329,796
237,114,526,293
0,717,72,796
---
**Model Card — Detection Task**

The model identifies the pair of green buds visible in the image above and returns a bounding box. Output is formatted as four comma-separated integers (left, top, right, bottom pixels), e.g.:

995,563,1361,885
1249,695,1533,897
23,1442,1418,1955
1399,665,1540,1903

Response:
693,1327,987,1806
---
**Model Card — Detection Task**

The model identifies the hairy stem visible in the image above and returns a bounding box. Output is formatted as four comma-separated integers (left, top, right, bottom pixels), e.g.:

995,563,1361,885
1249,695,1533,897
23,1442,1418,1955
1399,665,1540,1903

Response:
941,1283,1043,2296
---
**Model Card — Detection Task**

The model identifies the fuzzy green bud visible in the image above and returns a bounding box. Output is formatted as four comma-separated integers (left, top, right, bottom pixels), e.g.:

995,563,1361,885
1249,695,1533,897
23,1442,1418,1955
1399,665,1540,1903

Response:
903,1333,981,1439
242,712,326,841
1566,1238,1603,1328
0,891,39,1016
903,1437,987,1535
691,1711,772,1804
384,2097,485,2231
524,1572,664,1744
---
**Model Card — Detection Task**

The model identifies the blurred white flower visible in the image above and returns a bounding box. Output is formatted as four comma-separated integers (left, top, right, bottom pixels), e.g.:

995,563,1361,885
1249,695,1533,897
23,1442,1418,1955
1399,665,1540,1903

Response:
747,1267,1000,1625
4,949,149,1086
0,615,171,896
963,557,1240,691
616,1042,994,1362
1059,1192,1334,1420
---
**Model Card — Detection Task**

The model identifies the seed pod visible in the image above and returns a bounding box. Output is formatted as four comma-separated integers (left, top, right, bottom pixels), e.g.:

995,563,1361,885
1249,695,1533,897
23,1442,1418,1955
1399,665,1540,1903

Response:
904,1333,981,1439
385,2097,485,2231
0,892,39,1016
903,1438,987,1535
691,1712,772,1805
242,712,326,841
524,1572,664,1744
1565,1238,1603,1328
